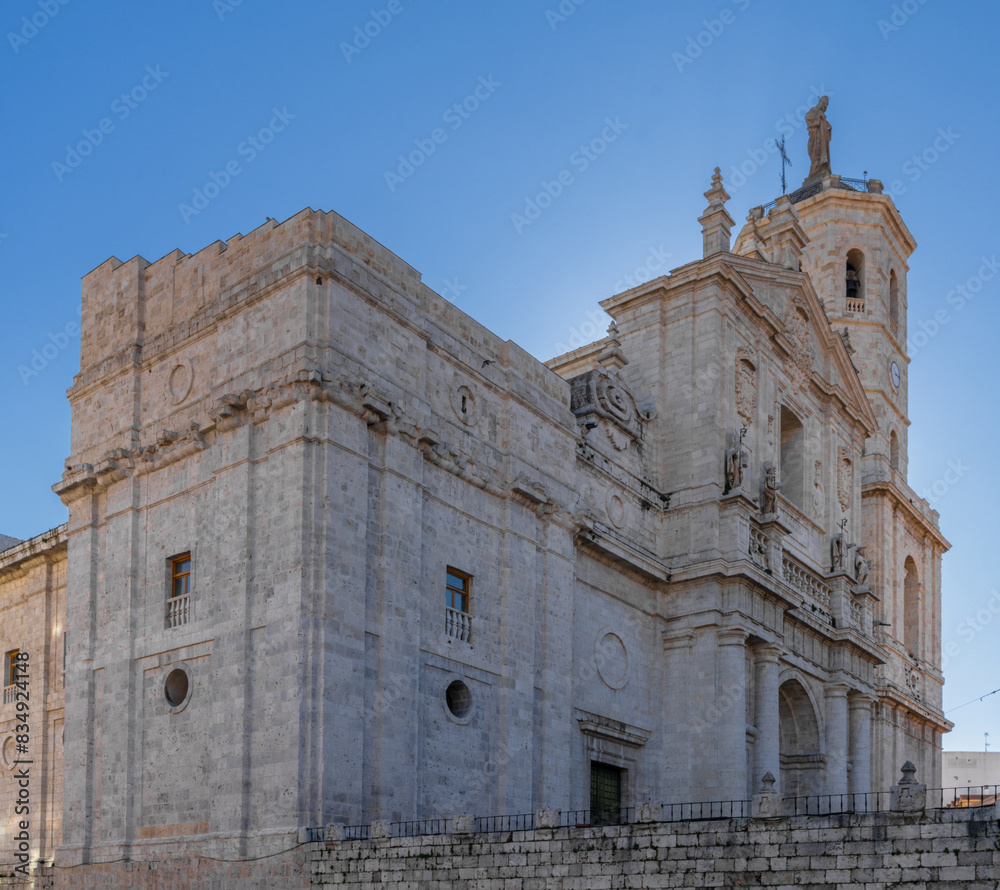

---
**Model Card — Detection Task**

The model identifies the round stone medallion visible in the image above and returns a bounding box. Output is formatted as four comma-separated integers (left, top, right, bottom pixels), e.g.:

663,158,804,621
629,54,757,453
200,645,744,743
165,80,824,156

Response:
606,493,626,529
595,629,630,690
168,358,195,405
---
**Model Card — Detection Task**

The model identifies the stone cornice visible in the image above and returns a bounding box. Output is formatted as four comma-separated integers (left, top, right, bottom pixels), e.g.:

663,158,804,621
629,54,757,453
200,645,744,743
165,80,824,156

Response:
861,479,949,551
0,525,68,578
876,683,954,732
576,521,670,583
795,187,917,258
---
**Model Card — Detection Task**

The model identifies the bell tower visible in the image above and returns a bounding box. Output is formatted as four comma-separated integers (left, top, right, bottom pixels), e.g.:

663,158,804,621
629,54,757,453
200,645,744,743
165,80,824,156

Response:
779,105,951,786
732,93,952,788
794,179,913,481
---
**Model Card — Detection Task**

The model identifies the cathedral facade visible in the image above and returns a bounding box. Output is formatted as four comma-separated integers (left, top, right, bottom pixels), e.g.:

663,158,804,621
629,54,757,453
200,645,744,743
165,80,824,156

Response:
0,155,949,880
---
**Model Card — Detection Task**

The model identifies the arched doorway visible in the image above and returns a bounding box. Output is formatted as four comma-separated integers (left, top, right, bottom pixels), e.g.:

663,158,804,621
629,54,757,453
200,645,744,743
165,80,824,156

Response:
779,679,824,797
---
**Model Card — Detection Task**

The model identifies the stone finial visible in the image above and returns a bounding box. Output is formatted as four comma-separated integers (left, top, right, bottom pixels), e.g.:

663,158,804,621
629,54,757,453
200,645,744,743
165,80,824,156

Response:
324,824,346,848
704,166,729,208
698,166,735,258
370,819,392,839
752,770,781,818
763,196,808,271
597,320,629,371
890,760,926,812
740,207,769,261
452,813,476,835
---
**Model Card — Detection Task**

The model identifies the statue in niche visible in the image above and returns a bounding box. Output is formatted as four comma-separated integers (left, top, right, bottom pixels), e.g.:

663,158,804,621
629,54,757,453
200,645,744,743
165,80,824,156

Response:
725,445,747,492
831,532,846,573
812,460,824,518
855,548,872,587
805,95,832,180
762,463,780,514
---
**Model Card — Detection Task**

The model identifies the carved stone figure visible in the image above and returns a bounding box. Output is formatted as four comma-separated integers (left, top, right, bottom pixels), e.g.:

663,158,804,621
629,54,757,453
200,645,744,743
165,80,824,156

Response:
735,349,758,427
805,95,832,180
812,460,824,518
762,463,780,514
725,446,746,491
831,533,846,572
855,548,871,587
838,448,853,512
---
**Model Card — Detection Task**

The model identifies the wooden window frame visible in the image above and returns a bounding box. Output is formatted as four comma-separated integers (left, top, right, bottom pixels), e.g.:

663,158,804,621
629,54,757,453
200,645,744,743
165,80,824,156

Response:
445,568,471,614
4,649,21,687
170,553,192,600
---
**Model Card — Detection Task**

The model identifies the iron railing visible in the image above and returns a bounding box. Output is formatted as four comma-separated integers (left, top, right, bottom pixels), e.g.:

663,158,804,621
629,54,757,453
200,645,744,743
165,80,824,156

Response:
935,784,999,809
308,784,998,842
783,790,891,816
839,177,873,192
473,813,534,833
662,799,751,822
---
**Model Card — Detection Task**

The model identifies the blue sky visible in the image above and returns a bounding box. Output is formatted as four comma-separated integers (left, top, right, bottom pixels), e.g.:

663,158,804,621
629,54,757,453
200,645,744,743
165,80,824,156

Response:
1,0,997,753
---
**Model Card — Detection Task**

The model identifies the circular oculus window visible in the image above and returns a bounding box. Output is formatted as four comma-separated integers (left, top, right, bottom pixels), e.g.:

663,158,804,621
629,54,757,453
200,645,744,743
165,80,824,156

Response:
164,666,192,711
445,679,473,721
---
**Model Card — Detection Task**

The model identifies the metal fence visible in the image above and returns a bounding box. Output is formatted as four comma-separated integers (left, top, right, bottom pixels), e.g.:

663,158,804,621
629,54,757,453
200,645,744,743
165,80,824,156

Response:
308,784,999,842
662,799,751,822
783,790,891,816
934,784,999,809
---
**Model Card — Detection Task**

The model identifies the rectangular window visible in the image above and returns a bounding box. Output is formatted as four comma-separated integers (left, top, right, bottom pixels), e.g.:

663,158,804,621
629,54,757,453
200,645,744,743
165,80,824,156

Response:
446,569,470,613
445,568,472,643
167,552,192,628
171,553,191,599
590,761,623,826
3,649,20,704
4,649,20,687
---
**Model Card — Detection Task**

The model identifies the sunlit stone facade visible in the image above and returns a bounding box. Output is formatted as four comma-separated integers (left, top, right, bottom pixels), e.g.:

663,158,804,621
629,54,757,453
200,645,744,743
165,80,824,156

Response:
0,166,949,886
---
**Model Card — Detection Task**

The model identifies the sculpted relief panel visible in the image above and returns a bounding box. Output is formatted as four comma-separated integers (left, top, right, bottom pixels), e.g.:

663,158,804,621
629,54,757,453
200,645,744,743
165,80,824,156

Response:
838,447,853,513
784,296,814,392
735,346,757,427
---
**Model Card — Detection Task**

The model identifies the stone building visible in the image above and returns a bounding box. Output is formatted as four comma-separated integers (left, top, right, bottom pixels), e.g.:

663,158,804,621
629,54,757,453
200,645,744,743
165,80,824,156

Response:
0,144,950,882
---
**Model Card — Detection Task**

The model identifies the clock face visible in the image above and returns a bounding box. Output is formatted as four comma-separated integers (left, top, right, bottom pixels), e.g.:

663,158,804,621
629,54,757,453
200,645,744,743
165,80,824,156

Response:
890,361,900,389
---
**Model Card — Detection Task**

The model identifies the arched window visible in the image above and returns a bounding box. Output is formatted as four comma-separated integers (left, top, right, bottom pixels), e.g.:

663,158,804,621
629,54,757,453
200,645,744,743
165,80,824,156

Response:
780,407,805,510
889,430,900,471
903,557,920,658
846,249,865,312
779,679,822,797
889,269,899,330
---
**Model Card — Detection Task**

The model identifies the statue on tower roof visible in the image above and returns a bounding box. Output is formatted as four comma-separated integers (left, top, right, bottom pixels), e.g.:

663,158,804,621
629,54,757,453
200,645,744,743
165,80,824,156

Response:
805,95,832,181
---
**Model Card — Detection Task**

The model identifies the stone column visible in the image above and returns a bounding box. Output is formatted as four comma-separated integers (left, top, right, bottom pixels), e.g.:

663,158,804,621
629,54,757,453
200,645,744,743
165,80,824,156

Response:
848,694,873,796
715,629,748,800
753,645,782,795
662,632,695,802
824,683,850,796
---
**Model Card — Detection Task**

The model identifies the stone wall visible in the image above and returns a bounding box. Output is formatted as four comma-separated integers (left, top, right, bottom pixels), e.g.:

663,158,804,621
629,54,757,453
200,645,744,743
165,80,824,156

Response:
0,527,67,876
311,808,1000,889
